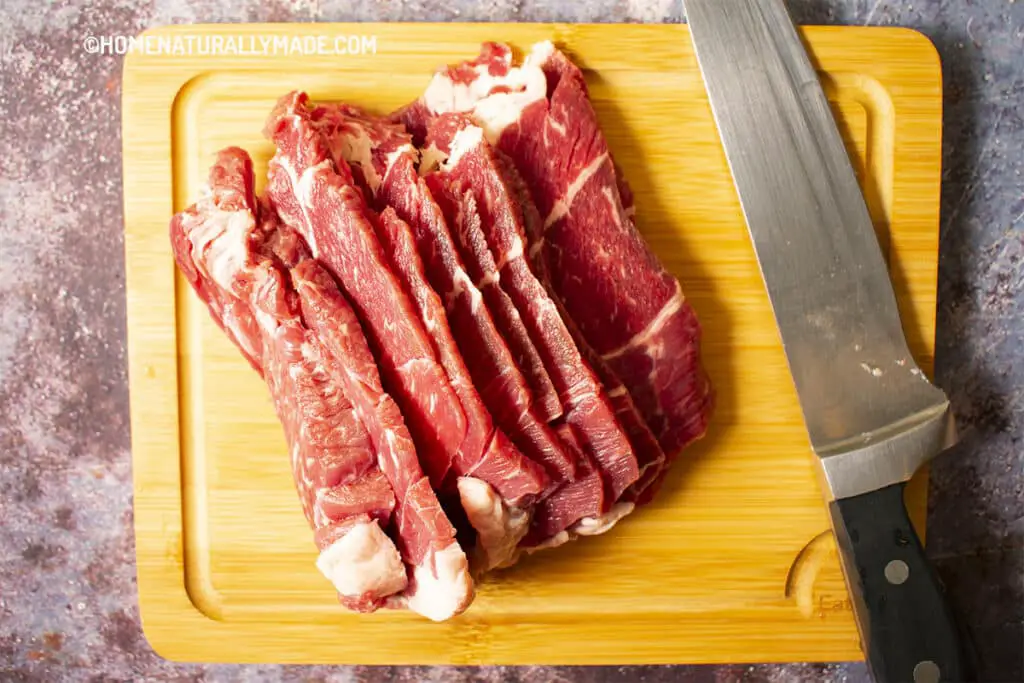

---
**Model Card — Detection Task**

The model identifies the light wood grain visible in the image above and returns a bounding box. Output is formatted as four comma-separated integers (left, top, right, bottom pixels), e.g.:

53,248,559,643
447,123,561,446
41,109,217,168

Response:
122,23,943,665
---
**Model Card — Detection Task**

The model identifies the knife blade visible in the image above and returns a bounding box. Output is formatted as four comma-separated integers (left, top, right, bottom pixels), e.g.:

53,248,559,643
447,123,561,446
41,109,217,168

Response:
683,1,968,681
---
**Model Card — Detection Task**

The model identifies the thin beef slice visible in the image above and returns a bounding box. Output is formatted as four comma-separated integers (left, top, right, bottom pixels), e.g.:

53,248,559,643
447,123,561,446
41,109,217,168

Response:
293,260,472,620
316,105,621,545
305,102,559,569
427,181,609,549
491,141,668,502
315,105,562,425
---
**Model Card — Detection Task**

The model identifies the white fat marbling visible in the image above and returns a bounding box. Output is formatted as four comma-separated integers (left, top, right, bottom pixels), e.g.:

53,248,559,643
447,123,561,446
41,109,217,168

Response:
543,152,610,230
601,281,685,361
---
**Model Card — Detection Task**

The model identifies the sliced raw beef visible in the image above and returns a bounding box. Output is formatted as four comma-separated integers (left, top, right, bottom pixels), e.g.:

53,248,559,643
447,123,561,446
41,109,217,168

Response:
264,92,468,492
374,205,550,570
168,155,265,374
423,115,644,503
395,41,714,460
265,327,404,613
293,260,472,621
430,183,611,543
169,147,407,613
422,178,560,426
491,145,667,499
315,105,561,425
312,105,577,488
315,105,621,542
427,179,562,427
301,102,549,570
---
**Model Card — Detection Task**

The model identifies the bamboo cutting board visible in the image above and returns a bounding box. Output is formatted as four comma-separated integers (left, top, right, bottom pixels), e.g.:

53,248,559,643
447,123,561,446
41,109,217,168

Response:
122,23,943,665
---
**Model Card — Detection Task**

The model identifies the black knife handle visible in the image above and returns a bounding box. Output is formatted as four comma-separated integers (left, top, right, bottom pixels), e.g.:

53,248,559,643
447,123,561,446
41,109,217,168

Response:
829,483,968,683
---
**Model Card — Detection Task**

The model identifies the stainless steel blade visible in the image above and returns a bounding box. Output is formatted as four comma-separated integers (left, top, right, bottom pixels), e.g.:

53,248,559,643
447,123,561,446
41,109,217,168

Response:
684,0,955,500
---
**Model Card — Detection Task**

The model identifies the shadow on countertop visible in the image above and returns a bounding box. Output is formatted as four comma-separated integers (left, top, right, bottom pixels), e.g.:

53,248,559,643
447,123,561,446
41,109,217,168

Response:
925,18,1024,683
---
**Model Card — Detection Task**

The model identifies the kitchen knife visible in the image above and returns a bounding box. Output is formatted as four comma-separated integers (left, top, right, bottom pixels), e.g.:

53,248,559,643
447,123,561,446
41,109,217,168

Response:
683,2,967,682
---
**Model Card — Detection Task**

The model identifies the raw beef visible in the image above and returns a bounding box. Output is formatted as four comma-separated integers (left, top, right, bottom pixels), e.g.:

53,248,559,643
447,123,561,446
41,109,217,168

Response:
423,178,566,429
521,425,604,548
491,145,668,500
169,147,407,613
264,92,468,492
293,260,472,621
298,102,551,570
423,114,644,503
374,205,550,570
265,328,404,613
433,184,614,543
315,104,627,542
395,41,714,459
316,105,562,424
428,177,562,426
312,105,577,488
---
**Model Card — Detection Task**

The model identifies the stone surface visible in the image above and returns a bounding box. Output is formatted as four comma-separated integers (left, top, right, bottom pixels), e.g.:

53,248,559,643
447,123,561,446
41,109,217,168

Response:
0,1,1021,681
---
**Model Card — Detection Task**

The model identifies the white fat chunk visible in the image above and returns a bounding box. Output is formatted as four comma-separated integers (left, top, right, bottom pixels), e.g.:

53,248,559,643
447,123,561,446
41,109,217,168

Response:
529,39,556,64
457,477,529,571
422,42,551,144
315,520,407,600
405,543,472,622
189,208,251,293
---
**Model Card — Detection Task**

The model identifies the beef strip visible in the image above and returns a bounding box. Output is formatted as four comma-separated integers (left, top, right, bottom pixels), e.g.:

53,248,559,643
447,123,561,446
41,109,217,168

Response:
293,260,472,620
315,105,561,424
491,146,668,502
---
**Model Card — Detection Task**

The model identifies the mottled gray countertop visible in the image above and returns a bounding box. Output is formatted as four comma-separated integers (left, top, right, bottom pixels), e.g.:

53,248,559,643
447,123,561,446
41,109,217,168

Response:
1,0,1021,681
